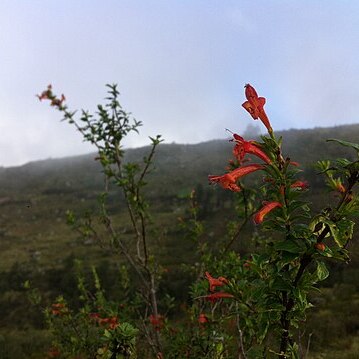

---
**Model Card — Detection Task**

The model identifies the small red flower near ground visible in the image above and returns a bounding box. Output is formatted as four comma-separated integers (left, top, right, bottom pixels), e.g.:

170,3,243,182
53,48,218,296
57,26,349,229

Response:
198,313,209,324
208,164,264,192
51,302,67,316
89,313,119,329
46,347,61,358
205,271,229,292
243,262,251,268
253,201,282,224
232,134,271,164
204,292,234,303
242,84,273,133
149,314,165,331
315,243,326,252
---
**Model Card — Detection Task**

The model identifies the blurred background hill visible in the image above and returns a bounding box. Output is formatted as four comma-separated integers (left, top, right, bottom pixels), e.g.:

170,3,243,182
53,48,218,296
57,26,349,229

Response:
0,124,358,357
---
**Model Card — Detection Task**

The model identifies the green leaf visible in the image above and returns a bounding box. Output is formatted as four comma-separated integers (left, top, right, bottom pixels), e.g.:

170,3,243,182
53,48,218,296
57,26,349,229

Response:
316,261,329,281
274,239,306,254
329,219,355,247
327,138,359,152
271,277,292,291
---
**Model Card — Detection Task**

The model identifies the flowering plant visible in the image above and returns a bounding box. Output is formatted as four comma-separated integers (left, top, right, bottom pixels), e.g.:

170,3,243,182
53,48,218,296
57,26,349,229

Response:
36,82,359,358
191,84,359,358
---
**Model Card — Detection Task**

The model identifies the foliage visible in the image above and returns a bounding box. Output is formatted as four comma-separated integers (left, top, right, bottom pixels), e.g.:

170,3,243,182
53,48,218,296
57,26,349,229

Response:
19,82,359,358
180,84,359,358
37,84,165,357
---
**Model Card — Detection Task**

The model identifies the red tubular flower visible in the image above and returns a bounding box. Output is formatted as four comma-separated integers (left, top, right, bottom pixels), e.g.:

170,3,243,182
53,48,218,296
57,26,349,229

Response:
50,94,66,108
37,85,66,109
242,84,272,133
198,313,209,324
204,292,234,303
335,182,346,193
37,84,52,101
51,302,67,316
253,201,282,224
290,180,309,190
205,271,229,292
232,134,271,164
208,164,264,192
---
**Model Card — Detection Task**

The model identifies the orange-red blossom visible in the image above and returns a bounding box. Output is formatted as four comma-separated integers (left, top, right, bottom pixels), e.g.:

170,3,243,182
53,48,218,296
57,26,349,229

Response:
209,163,264,192
335,182,346,193
149,314,165,331
37,84,66,109
89,313,119,330
232,134,271,164
205,271,229,292
315,243,326,252
242,84,272,133
204,292,234,303
253,201,282,224
290,180,309,190
198,313,209,324
51,302,68,316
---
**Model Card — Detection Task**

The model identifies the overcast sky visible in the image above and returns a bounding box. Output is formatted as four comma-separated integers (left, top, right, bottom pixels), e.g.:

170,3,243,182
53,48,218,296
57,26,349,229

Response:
1,1,359,167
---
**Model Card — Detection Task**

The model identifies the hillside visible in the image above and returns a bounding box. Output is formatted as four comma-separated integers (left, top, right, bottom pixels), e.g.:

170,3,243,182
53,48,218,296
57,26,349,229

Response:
0,124,359,357
0,124,358,270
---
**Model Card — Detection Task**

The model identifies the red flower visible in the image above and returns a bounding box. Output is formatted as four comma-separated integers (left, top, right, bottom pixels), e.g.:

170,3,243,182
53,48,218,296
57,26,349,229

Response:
204,292,234,303
46,347,61,358
290,180,309,190
51,302,67,316
253,201,282,224
205,271,229,292
335,182,346,193
232,134,271,164
243,261,251,268
99,316,119,330
149,314,165,331
50,94,66,108
242,84,272,133
208,164,264,192
90,313,119,329
37,85,66,109
198,313,209,324
89,312,101,319
37,84,52,101
315,243,326,252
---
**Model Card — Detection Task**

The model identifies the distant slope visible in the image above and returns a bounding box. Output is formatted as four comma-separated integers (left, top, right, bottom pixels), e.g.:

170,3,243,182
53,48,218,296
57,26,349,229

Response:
1,123,358,195
0,124,358,270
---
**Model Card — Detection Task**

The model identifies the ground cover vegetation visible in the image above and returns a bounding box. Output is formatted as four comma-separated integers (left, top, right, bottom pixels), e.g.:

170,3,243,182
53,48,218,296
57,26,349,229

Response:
0,84,358,358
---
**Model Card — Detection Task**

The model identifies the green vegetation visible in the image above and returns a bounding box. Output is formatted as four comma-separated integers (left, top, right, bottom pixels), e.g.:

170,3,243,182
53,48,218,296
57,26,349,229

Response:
0,123,358,358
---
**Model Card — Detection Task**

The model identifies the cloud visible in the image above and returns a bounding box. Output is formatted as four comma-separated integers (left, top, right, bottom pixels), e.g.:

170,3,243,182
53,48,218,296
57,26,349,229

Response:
0,1,359,166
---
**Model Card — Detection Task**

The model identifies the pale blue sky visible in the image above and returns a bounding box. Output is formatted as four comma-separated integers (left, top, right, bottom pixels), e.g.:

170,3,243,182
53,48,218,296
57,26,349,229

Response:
1,1,359,166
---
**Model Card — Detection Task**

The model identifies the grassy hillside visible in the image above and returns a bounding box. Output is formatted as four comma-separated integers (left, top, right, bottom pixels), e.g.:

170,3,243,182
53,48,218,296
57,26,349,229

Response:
0,124,358,357
0,124,358,270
